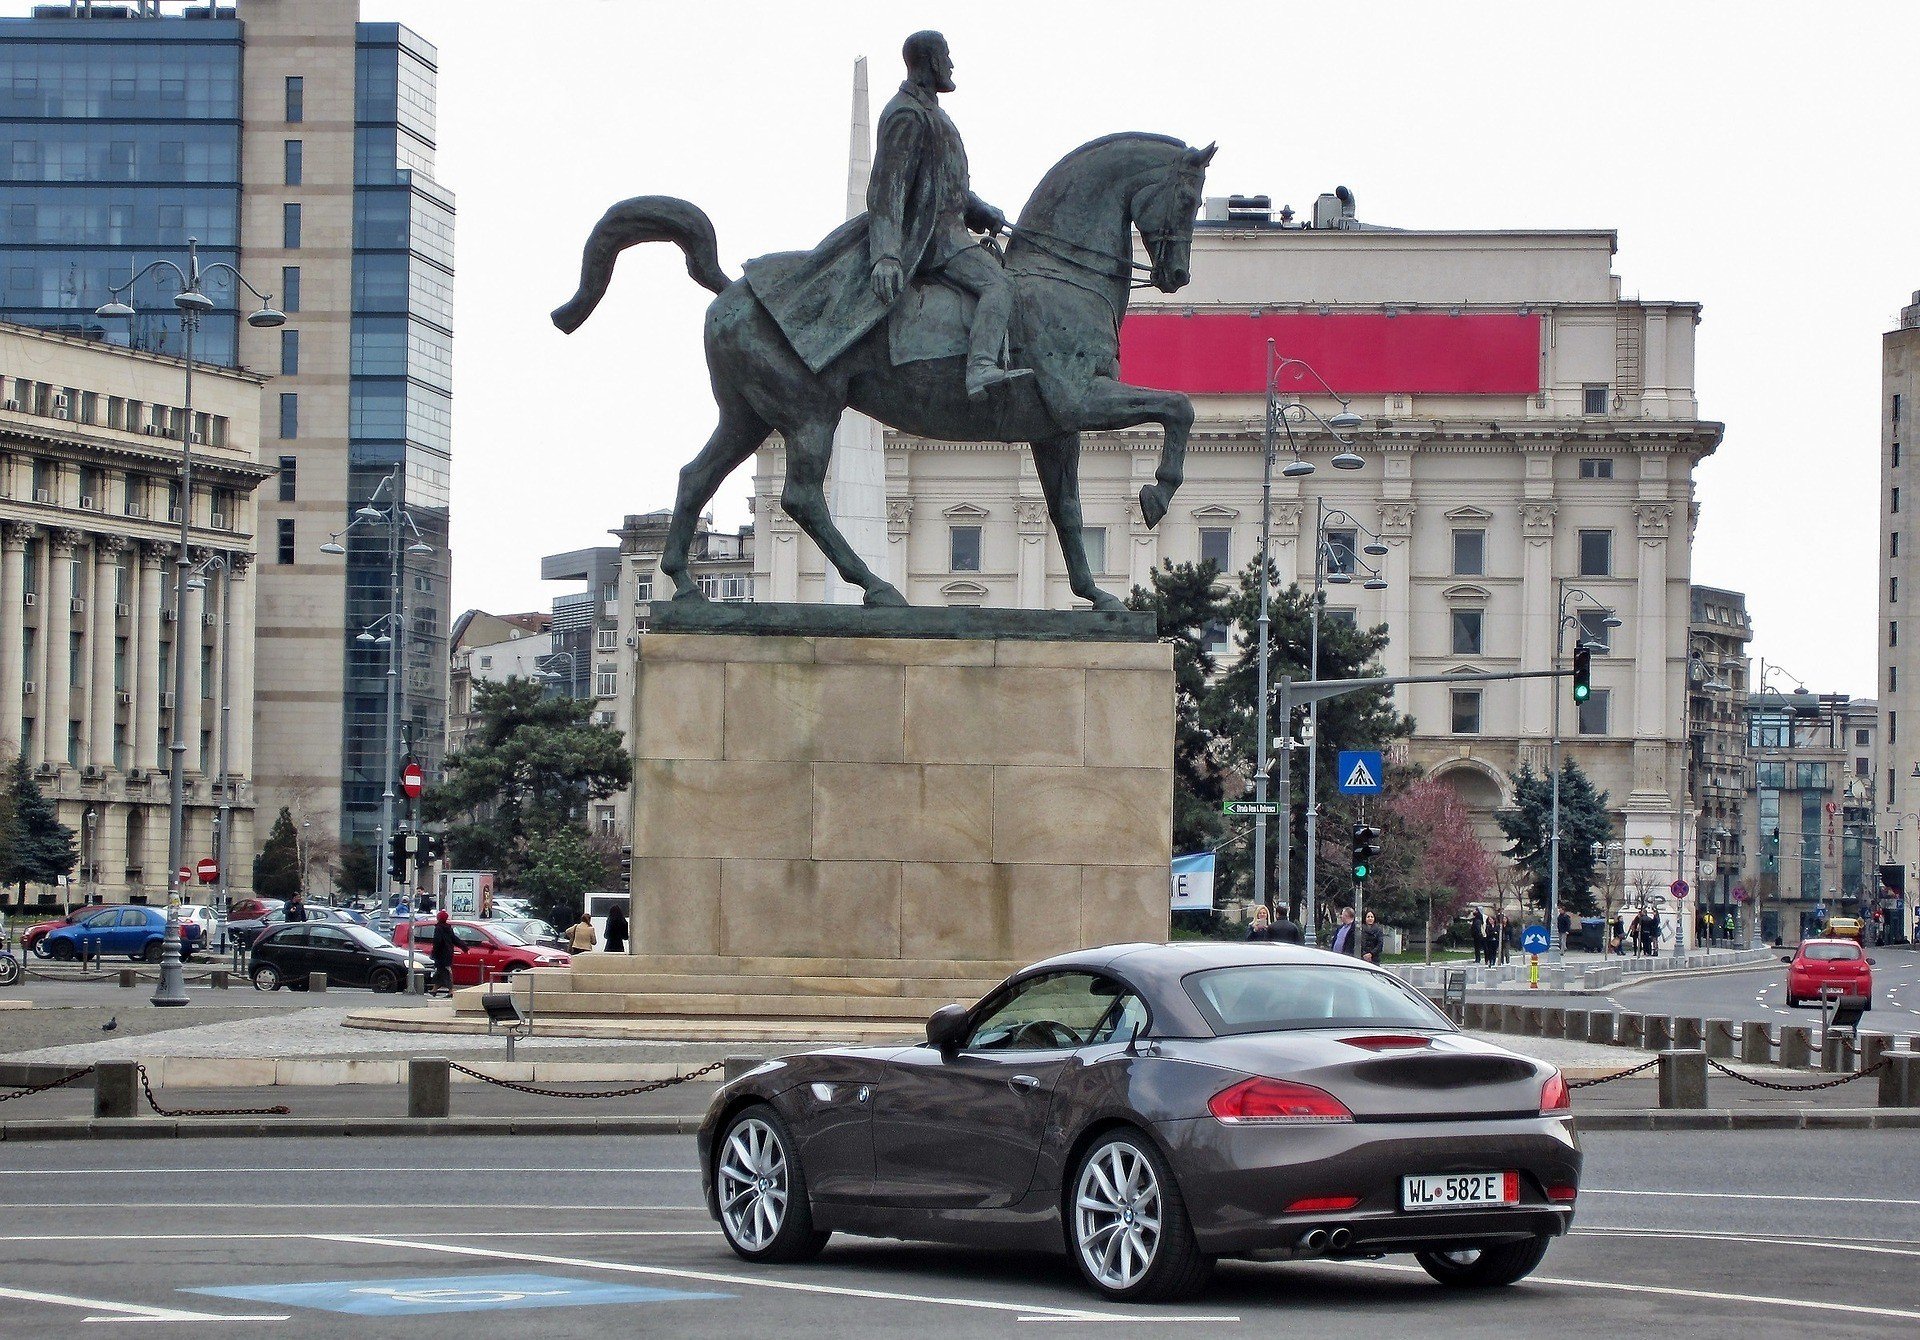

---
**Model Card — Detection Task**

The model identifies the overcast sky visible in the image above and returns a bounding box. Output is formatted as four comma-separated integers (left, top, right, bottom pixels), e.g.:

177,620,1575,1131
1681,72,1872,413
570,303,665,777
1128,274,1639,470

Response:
18,1,1913,694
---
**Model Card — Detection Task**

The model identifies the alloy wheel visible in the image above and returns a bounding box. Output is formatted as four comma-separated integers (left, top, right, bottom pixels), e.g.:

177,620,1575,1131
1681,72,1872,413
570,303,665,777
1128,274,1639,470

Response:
718,1117,790,1252
1074,1139,1163,1292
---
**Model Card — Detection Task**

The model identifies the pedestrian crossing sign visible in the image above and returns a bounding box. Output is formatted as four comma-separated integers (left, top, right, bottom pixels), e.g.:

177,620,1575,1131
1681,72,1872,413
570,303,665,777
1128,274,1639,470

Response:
1336,750,1384,794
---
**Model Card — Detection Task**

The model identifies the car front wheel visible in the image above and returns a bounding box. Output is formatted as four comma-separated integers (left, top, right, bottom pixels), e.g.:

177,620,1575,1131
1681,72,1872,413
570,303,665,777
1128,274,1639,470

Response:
369,968,402,994
1416,1235,1552,1288
251,963,282,991
1067,1128,1212,1302
49,940,76,962
714,1105,829,1264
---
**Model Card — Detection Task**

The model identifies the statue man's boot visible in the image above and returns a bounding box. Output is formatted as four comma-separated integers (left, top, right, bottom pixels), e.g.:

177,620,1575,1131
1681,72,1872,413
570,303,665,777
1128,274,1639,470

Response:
966,360,1032,401
963,277,1031,400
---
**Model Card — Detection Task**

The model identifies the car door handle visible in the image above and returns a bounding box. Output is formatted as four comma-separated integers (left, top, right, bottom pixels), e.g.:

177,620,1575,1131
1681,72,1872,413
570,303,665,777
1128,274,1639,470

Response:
1008,1074,1041,1091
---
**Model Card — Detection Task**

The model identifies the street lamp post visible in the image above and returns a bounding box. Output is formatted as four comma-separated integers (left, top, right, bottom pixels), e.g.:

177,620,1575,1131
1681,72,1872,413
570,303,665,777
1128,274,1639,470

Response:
321,467,434,905
538,650,578,696
1254,340,1363,932
96,238,283,1007
1548,582,1621,963
1679,641,1732,954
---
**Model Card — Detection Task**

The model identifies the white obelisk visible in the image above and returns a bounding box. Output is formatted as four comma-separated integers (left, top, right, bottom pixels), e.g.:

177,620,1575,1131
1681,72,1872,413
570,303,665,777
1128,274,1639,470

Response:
821,57,891,604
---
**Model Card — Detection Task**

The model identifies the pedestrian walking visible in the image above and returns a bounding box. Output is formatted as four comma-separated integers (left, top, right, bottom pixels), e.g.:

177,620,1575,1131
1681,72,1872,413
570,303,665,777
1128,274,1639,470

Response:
285,892,307,923
1470,907,1488,965
429,910,456,997
1612,913,1627,957
1556,908,1572,952
568,910,597,955
1359,910,1384,965
603,902,629,955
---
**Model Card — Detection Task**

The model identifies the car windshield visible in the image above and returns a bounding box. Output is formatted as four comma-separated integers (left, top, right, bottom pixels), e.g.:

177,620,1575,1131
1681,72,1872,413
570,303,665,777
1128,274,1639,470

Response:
341,925,390,951
1801,943,1862,962
487,925,532,946
1184,963,1453,1035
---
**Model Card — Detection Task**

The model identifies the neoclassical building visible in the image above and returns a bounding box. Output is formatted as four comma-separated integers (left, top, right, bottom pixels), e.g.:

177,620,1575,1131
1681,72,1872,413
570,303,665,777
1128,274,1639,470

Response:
751,195,1722,893
0,322,268,909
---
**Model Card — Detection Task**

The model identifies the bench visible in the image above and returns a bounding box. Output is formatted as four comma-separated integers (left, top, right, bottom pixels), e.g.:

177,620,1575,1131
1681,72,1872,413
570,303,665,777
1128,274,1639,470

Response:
480,988,533,1059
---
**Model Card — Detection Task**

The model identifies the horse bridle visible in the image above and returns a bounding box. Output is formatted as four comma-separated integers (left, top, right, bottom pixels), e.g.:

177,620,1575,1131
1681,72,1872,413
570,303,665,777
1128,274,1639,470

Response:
1007,162,1201,290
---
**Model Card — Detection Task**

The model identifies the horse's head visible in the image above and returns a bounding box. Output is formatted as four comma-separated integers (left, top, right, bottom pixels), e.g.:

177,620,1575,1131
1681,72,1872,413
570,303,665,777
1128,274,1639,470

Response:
1132,142,1215,292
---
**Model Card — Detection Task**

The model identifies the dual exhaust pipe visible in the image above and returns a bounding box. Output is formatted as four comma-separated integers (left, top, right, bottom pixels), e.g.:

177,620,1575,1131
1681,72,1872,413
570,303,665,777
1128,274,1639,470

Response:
1298,1226,1354,1255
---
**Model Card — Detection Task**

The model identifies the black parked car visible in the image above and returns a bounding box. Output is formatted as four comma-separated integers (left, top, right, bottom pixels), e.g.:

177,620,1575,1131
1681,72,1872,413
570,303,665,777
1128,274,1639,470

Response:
249,922,427,993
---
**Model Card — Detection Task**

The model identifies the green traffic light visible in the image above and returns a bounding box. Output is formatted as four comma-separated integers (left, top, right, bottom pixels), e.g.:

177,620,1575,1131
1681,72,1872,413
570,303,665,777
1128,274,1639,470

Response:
1354,862,1369,880
1572,683,1590,702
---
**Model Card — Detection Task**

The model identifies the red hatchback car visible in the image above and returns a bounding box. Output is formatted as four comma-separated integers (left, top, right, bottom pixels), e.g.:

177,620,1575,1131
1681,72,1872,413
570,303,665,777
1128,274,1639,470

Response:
392,919,571,985
1784,938,1874,1008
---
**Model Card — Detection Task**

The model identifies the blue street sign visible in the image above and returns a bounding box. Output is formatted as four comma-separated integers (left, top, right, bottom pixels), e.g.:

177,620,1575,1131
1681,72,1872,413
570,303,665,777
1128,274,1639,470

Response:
189,1274,729,1318
1521,924,1550,955
1336,750,1384,794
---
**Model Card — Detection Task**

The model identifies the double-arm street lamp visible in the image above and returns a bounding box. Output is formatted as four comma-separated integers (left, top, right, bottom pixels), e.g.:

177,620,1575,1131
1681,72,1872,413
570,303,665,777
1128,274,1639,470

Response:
95,238,283,1007
321,467,433,903
1253,340,1363,924
1548,582,1620,961
538,650,578,697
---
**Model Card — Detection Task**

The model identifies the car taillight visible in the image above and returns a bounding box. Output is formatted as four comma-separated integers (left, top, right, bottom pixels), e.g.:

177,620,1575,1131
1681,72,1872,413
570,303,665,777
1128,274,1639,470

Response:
1546,1184,1578,1203
1208,1077,1353,1124
1540,1071,1571,1115
1284,1194,1360,1213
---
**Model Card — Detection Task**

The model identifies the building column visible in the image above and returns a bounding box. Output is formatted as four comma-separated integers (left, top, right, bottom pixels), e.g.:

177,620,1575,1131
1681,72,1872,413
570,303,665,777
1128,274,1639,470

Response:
1014,499,1047,608
1377,503,1416,685
88,537,123,769
1518,500,1558,738
1632,501,1677,794
179,549,208,774
135,542,167,772
226,554,254,781
885,497,912,590
0,521,31,756
42,528,79,768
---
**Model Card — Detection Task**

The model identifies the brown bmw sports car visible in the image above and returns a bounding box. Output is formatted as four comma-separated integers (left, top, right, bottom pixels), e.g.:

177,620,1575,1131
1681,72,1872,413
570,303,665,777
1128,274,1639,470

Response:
698,941,1580,1302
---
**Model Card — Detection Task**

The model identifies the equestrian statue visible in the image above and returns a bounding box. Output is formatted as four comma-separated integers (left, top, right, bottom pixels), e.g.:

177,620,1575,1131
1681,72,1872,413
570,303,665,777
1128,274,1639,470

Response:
554,30,1214,611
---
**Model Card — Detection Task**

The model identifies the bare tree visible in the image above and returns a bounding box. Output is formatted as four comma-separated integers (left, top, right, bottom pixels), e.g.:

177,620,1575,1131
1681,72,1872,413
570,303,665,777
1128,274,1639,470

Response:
284,784,342,900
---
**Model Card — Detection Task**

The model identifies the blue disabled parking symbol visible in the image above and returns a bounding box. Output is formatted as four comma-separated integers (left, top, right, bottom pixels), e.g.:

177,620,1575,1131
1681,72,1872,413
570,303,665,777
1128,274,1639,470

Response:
188,1272,729,1317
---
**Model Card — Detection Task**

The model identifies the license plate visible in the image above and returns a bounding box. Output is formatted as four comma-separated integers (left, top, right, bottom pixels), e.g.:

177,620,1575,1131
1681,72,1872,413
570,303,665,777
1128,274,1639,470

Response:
1401,1171,1518,1211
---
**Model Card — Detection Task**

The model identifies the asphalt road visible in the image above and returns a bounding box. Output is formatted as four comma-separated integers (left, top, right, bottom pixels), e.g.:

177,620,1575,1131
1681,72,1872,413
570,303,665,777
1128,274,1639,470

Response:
1608,944,1920,1033
2,1130,1916,1338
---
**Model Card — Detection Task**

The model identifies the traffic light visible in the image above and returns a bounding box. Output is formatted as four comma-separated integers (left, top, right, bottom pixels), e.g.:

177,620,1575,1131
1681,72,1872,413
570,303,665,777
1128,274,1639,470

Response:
387,832,408,882
1571,644,1592,703
1350,824,1380,881
418,833,444,865
619,845,634,884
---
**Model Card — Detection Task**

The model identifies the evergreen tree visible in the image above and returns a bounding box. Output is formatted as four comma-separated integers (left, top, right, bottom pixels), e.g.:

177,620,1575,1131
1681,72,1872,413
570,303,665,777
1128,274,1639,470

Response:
1496,760,1614,915
0,756,77,900
252,807,301,901
518,826,617,928
1127,560,1232,859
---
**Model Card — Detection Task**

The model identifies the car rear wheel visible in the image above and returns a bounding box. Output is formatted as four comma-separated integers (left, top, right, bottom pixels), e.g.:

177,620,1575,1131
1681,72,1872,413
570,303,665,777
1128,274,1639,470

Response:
369,968,402,994
1415,1235,1552,1288
142,940,164,964
1067,1128,1212,1302
250,963,282,991
715,1105,829,1264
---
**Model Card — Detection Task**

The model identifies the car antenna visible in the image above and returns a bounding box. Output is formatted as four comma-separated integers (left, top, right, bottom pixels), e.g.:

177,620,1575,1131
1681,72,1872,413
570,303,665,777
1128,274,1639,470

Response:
1124,1020,1145,1055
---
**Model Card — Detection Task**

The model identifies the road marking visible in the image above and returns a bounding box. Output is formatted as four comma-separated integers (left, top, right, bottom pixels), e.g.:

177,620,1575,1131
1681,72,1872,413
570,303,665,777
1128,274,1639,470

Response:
317,1232,1236,1324
1584,1188,1920,1209
1578,1226,1920,1258
0,1283,286,1324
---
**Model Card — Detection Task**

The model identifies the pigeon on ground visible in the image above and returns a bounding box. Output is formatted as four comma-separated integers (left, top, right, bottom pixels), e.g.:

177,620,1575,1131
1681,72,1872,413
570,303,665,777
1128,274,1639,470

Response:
101,1016,118,1032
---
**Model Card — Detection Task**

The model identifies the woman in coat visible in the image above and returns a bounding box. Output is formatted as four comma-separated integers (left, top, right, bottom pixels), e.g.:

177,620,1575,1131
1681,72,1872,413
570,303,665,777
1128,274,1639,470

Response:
429,910,456,997
568,911,597,955
602,903,629,955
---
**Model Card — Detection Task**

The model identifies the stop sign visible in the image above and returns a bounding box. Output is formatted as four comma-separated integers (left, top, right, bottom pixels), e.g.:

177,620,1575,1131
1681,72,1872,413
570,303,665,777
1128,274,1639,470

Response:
197,857,219,885
176,865,193,887
401,760,424,800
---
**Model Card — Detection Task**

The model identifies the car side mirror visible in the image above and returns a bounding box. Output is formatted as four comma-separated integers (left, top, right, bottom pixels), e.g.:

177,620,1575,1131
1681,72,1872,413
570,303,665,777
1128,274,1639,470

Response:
1868,958,1878,965
1780,956,1793,963
926,1003,970,1053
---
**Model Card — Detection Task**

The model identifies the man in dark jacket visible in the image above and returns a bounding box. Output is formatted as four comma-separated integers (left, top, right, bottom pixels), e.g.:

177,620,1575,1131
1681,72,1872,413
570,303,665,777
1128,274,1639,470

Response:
429,910,456,997
285,893,307,923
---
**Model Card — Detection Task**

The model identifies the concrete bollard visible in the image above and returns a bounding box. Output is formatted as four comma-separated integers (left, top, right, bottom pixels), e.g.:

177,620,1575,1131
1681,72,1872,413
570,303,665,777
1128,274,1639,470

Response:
1587,1012,1616,1045
1617,1013,1644,1048
1860,1034,1894,1074
117,968,136,988
408,1056,451,1119
1464,1001,1488,1030
1779,1024,1814,1069
1548,963,1567,992
1740,1021,1773,1065
1565,1010,1591,1042
1703,1019,1736,1060
1520,1006,1543,1035
1881,1054,1920,1107
1658,1049,1709,1109
211,969,229,990
93,1060,138,1119
722,1055,767,1083
307,972,328,993
1645,1016,1674,1051
1539,1007,1566,1039
1501,1004,1526,1033
1673,1017,1703,1051
1821,1032,1854,1073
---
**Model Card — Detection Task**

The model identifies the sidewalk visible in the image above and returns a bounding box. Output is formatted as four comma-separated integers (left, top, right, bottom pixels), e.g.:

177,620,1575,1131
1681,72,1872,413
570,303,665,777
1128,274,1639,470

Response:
1393,945,1778,996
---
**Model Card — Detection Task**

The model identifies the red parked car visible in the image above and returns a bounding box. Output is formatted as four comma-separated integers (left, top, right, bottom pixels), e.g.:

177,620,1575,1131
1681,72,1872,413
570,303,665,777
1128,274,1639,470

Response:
1784,938,1874,1008
392,919,571,985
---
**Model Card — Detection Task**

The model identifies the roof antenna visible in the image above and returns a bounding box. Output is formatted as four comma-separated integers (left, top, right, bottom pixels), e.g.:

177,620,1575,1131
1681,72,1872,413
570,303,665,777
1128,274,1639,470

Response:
1124,1020,1145,1055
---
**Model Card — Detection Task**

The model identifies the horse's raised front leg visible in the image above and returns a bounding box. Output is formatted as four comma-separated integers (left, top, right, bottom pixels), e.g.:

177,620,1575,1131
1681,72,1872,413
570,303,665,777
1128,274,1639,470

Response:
1066,377,1194,529
662,391,770,600
1032,432,1123,611
780,417,908,607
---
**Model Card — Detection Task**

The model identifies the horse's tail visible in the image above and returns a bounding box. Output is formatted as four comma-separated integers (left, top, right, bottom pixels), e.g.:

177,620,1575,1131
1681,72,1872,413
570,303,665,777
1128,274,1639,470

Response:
551,195,733,333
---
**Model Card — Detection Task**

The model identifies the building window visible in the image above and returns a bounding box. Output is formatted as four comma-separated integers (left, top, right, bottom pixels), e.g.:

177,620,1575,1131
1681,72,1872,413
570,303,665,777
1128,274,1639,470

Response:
1577,608,1616,653
1199,526,1231,571
283,140,302,186
1081,526,1107,575
1893,576,1900,604
1577,688,1610,735
595,806,617,836
1795,762,1828,790
1322,608,1357,628
1578,457,1614,479
1896,533,1903,558
948,525,982,573
280,329,299,376
1451,528,1485,576
1857,756,1871,779
1203,620,1231,659
1895,487,1903,514
1893,712,1899,745
596,669,618,697
1857,728,1871,747
278,393,298,439
1578,529,1612,577
1323,529,1357,576
1450,689,1481,734
277,455,296,502
1894,621,1901,648
1450,608,1484,656
1891,665,1898,693
281,266,300,313
596,627,617,652
1896,392,1904,423
276,519,295,565
282,202,302,250
1891,767,1897,805
285,75,304,123
1896,442,1903,468
1582,385,1609,415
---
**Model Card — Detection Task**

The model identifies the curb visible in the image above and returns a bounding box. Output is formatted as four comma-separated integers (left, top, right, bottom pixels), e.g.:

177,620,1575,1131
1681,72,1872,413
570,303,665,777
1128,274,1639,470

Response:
0,1114,707,1143
1470,958,1782,999
1576,1107,1920,1131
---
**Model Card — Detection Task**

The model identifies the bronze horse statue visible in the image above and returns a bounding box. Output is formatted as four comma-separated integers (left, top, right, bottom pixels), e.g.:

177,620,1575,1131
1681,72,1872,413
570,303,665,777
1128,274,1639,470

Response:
553,133,1214,610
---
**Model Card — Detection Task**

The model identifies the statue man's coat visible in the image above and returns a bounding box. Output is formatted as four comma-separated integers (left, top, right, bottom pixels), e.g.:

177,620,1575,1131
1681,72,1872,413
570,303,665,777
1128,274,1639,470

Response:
745,80,997,374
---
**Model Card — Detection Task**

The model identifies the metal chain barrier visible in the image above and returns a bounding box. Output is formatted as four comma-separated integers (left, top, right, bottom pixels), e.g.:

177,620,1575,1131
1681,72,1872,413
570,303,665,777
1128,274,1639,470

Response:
1568,1057,1661,1089
0,1065,95,1104
1706,1057,1889,1093
136,1063,291,1118
446,1058,726,1099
